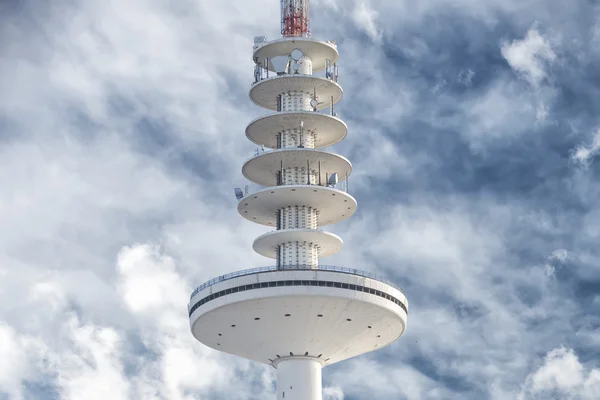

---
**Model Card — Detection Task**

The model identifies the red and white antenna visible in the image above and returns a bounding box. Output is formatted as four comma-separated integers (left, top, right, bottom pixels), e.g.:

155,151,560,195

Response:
281,0,310,38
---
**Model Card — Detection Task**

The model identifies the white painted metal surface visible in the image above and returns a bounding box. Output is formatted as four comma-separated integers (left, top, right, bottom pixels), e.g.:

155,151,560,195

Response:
189,2,408,398
253,38,338,72
237,185,357,227
242,148,352,187
253,229,343,259
249,75,342,111
245,112,347,149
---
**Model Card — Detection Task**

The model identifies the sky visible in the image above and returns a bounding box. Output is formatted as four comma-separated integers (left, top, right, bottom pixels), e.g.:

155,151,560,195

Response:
1,0,600,399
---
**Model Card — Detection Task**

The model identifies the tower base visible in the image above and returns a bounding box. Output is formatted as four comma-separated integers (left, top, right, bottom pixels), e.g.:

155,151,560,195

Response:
275,357,323,400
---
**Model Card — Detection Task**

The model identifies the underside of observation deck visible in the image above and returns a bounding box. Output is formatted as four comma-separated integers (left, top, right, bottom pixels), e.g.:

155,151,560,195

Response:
189,271,407,367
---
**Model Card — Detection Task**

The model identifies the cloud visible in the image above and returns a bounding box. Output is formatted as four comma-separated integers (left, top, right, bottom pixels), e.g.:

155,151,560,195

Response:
54,318,130,400
501,27,557,87
351,0,381,42
544,249,569,276
2,0,600,398
571,128,600,167
114,243,246,399
323,386,344,400
0,324,32,399
520,347,600,399
328,357,455,399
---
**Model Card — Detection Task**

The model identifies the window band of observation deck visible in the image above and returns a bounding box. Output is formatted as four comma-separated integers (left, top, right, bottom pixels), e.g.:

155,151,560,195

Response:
189,265,404,300
188,278,408,318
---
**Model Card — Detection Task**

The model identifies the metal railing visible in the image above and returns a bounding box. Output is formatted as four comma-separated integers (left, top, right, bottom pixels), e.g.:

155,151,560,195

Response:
189,265,403,300
253,58,338,85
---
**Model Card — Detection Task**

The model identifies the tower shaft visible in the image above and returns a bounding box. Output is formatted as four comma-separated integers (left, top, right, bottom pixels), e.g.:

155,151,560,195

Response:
276,357,323,400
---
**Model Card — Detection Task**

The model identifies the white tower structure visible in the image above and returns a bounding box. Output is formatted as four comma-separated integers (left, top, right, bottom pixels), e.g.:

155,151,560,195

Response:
188,2,408,399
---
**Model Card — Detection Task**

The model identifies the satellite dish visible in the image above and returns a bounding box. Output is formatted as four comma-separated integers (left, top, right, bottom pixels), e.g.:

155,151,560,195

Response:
310,99,318,108
291,48,303,61
328,173,339,186
234,188,244,200
292,62,300,73
271,56,289,74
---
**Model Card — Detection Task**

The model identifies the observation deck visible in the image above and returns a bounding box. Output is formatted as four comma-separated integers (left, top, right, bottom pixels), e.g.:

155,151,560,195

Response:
189,266,408,367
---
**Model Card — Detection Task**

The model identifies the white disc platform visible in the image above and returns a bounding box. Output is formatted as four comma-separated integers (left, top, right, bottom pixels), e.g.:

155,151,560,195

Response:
253,229,343,259
242,148,352,187
250,76,343,111
253,38,339,72
189,269,408,367
238,185,357,227
246,112,348,149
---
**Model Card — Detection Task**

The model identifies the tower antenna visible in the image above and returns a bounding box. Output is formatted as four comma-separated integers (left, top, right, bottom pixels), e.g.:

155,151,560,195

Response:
281,0,310,38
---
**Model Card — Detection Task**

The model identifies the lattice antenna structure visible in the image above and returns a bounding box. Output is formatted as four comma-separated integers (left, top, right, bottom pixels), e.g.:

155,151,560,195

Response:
188,2,409,399
281,0,310,38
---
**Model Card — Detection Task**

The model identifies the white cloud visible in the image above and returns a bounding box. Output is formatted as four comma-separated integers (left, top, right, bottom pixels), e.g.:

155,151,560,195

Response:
501,27,557,87
329,358,455,399
520,347,600,399
323,386,344,400
352,0,382,42
114,243,239,398
0,324,31,399
458,69,476,86
544,249,569,276
54,318,131,400
571,128,600,167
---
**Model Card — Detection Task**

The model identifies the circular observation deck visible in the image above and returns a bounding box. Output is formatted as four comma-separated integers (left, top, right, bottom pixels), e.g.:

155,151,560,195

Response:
242,149,352,187
250,76,343,111
246,111,348,149
253,38,339,72
188,267,408,367
253,229,343,259
238,185,357,227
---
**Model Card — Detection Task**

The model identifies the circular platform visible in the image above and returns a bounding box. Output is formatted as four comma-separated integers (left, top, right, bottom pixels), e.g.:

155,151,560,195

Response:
238,185,357,227
189,269,408,367
245,111,348,149
253,229,343,259
253,38,339,72
242,149,352,187
250,76,343,111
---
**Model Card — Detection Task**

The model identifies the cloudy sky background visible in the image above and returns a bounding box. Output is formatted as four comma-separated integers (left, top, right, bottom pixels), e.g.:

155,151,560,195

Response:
1,0,600,398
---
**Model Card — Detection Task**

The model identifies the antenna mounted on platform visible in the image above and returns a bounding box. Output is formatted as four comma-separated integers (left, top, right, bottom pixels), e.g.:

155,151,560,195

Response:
328,173,339,187
234,188,244,200
281,0,310,38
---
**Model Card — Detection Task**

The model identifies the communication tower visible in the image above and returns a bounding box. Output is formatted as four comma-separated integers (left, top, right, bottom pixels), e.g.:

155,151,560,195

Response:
188,2,408,398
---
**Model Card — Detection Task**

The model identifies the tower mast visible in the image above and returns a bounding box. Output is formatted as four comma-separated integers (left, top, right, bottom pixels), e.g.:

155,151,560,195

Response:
281,0,310,38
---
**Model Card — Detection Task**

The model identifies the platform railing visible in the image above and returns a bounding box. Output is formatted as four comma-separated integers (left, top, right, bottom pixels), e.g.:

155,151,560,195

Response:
252,58,338,85
189,265,403,300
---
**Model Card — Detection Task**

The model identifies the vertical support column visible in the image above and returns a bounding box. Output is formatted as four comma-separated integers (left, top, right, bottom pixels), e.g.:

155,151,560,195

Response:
276,357,323,400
